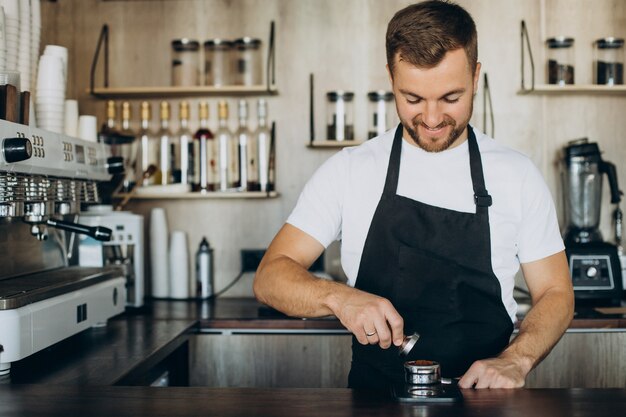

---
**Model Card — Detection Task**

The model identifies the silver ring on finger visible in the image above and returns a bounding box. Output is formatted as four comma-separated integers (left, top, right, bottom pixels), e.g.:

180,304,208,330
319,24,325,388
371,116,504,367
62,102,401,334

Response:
365,331,377,337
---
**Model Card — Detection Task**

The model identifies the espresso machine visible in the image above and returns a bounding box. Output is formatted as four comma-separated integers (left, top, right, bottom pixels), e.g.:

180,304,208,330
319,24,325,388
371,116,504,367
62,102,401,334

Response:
561,139,623,306
0,119,126,376
78,205,145,308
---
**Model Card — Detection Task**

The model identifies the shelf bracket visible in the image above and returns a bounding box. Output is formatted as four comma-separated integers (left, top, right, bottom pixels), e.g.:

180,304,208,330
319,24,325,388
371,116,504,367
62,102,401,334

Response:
89,24,110,98
482,72,495,138
266,21,276,93
520,20,535,94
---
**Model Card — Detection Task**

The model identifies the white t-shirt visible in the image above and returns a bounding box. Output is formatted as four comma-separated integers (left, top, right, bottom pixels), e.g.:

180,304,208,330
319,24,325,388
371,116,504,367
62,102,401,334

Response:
287,127,564,322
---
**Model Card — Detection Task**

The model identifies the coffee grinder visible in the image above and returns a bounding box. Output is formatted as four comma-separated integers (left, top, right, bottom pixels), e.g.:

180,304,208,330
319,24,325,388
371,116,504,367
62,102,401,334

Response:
78,205,145,308
561,139,623,306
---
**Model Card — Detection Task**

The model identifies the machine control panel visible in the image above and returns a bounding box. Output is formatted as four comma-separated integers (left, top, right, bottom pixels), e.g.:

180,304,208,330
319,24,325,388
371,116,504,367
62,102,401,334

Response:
0,120,110,180
570,255,615,290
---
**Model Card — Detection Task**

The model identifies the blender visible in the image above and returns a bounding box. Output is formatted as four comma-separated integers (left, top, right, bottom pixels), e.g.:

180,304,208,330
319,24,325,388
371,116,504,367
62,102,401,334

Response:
561,139,623,306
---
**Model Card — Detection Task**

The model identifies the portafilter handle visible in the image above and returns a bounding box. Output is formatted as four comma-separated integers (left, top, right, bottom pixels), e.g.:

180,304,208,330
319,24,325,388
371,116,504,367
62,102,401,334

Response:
46,218,112,242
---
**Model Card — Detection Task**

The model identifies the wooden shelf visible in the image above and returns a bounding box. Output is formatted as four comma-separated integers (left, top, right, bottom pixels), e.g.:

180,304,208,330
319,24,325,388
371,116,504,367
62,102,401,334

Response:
89,85,279,98
307,140,365,148
518,85,626,95
113,191,279,200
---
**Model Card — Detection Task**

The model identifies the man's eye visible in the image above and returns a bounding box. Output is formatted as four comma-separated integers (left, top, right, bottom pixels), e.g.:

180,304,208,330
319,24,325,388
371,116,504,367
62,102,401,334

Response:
406,97,421,104
443,97,460,103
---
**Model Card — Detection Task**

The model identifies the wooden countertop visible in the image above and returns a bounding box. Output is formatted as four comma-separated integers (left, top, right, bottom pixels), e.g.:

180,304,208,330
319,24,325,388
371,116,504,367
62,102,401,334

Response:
147,297,626,330
1,385,625,416
7,316,196,385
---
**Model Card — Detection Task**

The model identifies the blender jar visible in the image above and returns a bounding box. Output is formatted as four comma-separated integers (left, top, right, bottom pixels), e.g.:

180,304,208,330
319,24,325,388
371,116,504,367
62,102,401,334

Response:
171,38,200,87
204,39,233,86
232,37,263,86
326,91,354,141
546,37,575,85
594,37,624,85
368,90,394,139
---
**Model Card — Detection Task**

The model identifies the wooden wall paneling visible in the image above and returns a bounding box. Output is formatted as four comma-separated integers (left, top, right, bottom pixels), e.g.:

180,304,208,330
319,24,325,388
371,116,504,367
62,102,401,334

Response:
39,0,626,298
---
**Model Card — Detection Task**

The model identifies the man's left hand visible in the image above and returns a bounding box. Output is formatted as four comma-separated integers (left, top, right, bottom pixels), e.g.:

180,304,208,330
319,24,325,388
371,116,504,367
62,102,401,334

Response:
457,357,528,389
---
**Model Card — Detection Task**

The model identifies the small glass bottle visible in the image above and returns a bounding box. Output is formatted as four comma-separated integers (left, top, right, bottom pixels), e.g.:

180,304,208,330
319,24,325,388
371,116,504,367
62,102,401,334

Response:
232,37,263,86
367,91,394,139
120,102,137,191
103,100,117,135
215,101,238,191
171,39,200,87
236,100,258,191
157,101,173,185
204,39,233,86
256,99,273,192
193,101,216,192
173,101,194,185
136,102,159,186
594,37,624,85
326,91,354,141
546,37,575,85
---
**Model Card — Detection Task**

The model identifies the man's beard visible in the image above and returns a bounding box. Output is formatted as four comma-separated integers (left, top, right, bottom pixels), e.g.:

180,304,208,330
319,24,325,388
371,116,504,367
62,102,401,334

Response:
402,103,472,153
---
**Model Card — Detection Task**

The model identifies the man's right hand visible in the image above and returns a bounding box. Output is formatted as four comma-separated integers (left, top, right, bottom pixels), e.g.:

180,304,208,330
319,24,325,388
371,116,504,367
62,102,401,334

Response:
254,224,405,350
330,288,405,349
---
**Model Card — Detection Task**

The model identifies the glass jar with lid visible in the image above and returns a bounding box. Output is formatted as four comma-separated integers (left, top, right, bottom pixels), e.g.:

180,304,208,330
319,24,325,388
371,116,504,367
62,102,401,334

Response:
204,39,233,87
367,90,394,139
232,37,263,86
594,37,624,85
171,38,200,87
326,91,354,141
546,37,575,85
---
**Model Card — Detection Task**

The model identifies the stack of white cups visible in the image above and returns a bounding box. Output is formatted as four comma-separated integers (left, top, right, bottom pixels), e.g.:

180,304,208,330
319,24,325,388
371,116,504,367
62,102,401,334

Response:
150,208,170,299
16,0,29,92
169,230,191,299
0,0,18,72
35,45,67,133
0,7,7,71
30,0,40,93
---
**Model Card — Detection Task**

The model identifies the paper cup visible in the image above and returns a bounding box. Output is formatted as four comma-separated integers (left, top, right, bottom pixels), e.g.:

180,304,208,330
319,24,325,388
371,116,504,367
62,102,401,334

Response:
78,115,98,143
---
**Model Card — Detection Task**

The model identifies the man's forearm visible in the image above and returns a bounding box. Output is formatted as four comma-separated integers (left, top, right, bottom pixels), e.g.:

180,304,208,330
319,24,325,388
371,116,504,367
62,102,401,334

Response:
499,287,574,374
254,255,352,318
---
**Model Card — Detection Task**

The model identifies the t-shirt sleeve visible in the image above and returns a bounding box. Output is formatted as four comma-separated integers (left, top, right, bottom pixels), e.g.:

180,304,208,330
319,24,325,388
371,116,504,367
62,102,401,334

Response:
286,150,348,248
516,162,565,263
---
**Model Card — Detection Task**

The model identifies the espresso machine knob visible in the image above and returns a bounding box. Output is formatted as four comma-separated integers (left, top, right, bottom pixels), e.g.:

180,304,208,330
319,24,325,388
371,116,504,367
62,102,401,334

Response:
106,156,125,174
2,137,32,163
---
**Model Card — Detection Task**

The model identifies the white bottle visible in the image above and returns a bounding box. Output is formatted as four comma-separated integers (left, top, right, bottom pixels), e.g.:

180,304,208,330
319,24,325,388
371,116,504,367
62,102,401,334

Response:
195,237,214,299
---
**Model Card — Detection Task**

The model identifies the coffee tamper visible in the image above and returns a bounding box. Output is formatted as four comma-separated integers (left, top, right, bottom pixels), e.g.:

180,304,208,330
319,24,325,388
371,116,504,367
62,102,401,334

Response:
398,332,420,357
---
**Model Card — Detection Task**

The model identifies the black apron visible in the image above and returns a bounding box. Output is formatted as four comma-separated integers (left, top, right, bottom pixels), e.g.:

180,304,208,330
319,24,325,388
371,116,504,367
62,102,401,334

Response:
347,124,513,389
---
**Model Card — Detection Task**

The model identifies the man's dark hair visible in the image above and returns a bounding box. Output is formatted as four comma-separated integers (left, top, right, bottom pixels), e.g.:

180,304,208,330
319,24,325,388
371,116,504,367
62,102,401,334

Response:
386,0,478,77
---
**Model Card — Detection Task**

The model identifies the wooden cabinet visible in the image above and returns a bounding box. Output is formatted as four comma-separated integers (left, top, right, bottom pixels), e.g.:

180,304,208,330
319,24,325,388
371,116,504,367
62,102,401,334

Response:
525,331,626,388
190,330,626,388
190,332,352,388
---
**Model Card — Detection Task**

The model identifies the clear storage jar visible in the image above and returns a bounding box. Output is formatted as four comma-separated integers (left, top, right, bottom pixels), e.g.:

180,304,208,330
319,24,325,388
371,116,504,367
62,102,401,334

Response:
326,91,354,141
171,39,200,87
594,38,624,85
368,90,394,139
204,39,233,87
546,37,575,85
232,37,263,86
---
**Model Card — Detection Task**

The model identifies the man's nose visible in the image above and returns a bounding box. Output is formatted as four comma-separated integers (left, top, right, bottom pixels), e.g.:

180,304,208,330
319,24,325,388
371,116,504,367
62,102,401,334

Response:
422,101,444,128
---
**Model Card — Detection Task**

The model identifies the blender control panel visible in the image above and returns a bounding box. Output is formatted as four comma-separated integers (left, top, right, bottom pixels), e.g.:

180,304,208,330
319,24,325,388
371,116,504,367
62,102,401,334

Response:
570,255,615,290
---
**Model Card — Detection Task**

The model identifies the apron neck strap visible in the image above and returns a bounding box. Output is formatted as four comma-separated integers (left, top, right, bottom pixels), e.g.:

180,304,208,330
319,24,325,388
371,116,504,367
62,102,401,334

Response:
382,124,492,213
